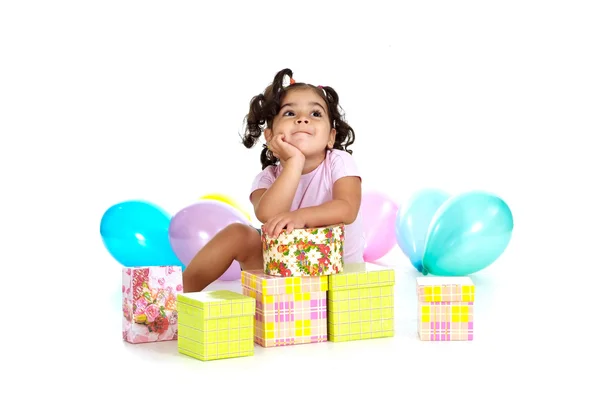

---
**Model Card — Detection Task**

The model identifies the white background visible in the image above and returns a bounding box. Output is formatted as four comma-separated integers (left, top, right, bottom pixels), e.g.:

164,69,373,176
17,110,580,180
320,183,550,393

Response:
1,1,599,398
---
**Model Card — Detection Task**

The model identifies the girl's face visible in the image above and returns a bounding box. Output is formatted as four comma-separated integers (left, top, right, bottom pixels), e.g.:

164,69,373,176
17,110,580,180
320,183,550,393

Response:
267,87,336,159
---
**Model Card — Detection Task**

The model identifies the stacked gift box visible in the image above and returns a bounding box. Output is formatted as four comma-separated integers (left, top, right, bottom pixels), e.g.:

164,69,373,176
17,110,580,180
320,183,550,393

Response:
240,224,344,347
416,276,475,341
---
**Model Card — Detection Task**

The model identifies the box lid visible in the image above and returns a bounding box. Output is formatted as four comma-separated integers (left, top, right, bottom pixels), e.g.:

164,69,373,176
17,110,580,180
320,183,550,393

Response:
177,290,255,319
416,276,475,302
241,269,328,295
328,262,395,291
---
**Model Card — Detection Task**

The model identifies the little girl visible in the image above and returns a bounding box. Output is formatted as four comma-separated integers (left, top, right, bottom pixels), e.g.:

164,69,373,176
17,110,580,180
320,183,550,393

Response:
182,68,365,293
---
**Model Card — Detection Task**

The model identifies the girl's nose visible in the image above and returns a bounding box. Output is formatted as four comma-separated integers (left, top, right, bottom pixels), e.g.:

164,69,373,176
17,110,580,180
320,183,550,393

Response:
295,117,309,124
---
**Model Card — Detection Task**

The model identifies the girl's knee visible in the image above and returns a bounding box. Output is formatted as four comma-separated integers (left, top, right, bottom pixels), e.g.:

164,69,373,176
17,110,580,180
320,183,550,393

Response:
223,223,261,261
225,223,260,242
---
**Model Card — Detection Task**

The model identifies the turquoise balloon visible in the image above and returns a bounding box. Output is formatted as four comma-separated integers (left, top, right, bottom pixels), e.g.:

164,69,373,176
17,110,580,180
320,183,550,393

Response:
100,200,183,268
422,191,513,276
395,188,450,272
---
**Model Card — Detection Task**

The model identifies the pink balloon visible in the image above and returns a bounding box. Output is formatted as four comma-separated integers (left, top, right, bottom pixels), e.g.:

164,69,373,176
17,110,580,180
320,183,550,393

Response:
361,191,399,262
168,200,248,281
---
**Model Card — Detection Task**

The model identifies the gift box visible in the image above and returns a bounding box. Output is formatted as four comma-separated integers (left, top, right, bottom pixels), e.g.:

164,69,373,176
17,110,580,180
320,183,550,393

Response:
416,276,475,341
241,269,328,347
327,262,395,342
262,224,344,277
177,290,255,361
122,266,182,344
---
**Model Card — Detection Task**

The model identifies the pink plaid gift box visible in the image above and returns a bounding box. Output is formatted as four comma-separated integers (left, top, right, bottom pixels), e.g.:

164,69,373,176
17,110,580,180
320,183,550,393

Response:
416,276,475,341
122,266,183,344
241,269,328,347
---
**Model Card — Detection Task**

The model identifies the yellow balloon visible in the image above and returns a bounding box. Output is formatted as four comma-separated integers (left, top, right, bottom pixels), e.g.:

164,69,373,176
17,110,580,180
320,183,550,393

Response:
199,193,252,221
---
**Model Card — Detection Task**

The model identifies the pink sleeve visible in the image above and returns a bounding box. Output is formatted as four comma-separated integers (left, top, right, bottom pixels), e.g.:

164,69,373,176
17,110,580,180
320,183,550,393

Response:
249,166,277,199
330,150,361,183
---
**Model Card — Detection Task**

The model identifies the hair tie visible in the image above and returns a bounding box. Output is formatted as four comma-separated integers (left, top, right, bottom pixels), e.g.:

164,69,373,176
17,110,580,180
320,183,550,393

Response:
290,78,295,85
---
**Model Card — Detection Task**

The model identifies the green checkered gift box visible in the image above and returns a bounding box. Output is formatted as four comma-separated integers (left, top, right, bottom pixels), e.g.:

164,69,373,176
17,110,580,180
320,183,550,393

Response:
327,262,395,342
177,290,255,361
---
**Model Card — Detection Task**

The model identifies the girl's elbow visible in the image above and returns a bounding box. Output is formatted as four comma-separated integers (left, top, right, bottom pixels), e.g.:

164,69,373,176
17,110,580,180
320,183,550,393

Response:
344,215,358,225
255,206,276,223
255,209,269,223
343,205,359,225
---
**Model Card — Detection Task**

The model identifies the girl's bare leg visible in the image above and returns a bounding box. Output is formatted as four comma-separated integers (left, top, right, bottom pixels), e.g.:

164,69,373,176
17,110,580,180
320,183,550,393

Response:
182,223,263,293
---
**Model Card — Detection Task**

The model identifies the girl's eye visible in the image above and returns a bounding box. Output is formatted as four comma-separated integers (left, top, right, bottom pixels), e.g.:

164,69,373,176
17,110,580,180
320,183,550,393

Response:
282,110,322,117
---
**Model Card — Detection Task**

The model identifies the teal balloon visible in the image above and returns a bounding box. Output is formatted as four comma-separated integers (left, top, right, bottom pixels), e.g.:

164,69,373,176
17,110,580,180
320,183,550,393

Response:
395,188,450,272
100,200,183,268
422,191,513,276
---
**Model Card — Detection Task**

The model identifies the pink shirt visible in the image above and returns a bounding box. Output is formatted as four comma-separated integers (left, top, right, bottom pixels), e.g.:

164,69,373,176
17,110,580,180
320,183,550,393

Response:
250,149,365,263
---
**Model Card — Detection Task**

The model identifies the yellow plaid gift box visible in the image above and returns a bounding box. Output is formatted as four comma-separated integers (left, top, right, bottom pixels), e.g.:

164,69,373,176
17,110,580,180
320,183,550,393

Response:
327,262,395,342
241,269,328,347
177,290,255,361
416,277,475,341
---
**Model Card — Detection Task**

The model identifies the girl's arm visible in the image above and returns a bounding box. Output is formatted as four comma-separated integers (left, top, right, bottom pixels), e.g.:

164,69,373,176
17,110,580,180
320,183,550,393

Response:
251,156,304,223
298,176,362,227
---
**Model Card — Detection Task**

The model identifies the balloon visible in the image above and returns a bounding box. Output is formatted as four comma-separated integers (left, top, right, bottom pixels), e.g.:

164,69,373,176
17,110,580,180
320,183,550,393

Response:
361,191,400,262
422,191,514,276
100,200,183,268
168,200,248,281
199,193,252,222
395,188,450,272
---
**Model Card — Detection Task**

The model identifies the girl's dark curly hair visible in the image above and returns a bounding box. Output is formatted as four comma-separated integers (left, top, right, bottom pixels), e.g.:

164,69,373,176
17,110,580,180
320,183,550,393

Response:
241,68,356,170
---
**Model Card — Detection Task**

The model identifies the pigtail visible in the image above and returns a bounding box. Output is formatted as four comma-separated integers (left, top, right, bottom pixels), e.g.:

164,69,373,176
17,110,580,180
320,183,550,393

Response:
241,93,266,149
320,86,355,154
268,68,293,109
241,68,295,170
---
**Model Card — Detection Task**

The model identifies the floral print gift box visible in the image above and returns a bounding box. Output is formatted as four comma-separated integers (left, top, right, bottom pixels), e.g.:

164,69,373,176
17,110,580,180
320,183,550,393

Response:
262,224,344,277
122,266,183,344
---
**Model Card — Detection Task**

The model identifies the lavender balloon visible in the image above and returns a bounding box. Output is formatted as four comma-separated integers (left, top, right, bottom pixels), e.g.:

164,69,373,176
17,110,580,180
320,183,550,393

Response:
361,190,400,262
168,200,249,281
